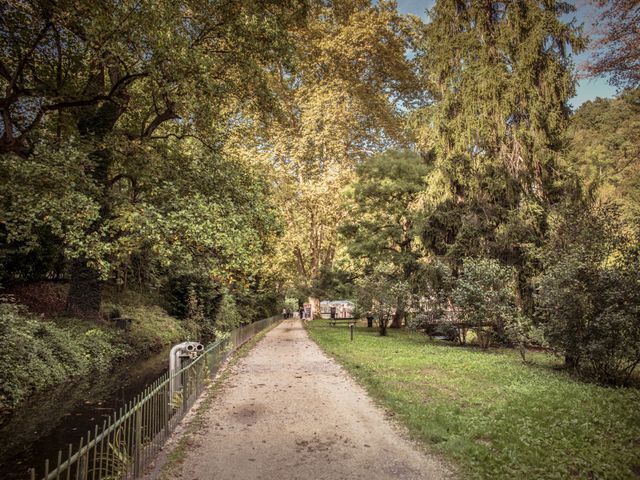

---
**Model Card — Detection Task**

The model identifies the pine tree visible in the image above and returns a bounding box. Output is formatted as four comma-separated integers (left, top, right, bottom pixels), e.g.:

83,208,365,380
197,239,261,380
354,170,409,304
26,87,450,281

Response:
410,0,586,310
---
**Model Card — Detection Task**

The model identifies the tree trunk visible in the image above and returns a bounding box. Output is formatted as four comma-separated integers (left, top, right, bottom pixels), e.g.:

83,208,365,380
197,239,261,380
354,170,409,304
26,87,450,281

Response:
390,309,403,329
564,353,579,371
66,258,103,320
379,317,387,336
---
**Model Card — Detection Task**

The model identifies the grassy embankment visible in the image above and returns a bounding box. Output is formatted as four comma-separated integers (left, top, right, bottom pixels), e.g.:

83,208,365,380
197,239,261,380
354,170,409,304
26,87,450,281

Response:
307,321,640,480
0,285,189,414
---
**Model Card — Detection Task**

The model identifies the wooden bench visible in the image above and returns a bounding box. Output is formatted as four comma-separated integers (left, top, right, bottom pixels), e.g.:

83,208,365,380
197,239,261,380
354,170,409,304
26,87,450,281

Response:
328,318,356,327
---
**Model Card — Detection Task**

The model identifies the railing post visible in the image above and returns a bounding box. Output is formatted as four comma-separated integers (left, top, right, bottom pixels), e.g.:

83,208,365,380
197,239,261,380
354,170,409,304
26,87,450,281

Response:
134,407,142,477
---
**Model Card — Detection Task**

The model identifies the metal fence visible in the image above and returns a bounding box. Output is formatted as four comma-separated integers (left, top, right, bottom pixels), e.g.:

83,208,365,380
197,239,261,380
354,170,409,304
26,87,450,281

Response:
27,315,282,480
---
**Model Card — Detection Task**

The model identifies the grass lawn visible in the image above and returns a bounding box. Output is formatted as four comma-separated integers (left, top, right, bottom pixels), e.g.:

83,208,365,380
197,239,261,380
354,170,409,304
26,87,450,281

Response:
306,321,640,480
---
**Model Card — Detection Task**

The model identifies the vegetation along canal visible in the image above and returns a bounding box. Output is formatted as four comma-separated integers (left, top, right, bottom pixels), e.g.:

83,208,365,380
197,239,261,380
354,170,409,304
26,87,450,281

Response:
0,348,170,480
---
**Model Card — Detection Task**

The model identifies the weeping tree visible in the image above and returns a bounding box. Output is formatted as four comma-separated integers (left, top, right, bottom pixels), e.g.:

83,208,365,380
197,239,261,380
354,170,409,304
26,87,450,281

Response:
409,0,586,313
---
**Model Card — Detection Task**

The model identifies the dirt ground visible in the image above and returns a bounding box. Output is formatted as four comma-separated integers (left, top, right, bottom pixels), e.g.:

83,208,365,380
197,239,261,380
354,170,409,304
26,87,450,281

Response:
163,319,452,480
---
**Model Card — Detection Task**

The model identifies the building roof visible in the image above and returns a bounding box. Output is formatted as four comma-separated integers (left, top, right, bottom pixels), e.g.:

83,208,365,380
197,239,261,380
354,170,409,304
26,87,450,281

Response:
320,300,355,306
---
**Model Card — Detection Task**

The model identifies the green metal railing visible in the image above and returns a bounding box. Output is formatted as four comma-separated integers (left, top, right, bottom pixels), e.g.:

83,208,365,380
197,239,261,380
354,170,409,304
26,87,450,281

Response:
27,315,282,480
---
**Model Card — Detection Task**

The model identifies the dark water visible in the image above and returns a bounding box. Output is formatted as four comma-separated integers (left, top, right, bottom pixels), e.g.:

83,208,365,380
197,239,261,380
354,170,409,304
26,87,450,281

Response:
0,348,171,480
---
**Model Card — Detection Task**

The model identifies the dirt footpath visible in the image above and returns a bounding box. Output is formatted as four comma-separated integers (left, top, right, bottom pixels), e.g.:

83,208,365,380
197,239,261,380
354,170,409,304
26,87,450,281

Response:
168,319,452,480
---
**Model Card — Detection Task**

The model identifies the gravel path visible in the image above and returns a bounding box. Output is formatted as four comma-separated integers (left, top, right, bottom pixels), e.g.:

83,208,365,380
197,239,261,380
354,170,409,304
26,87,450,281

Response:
168,319,452,480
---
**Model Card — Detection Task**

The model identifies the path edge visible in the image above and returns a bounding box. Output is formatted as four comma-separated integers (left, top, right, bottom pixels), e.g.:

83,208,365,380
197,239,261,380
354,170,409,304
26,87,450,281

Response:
303,320,458,479
142,320,282,480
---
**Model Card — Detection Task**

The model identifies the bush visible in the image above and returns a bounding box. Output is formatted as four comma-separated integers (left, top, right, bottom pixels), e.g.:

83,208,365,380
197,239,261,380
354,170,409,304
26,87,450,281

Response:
452,257,517,349
537,203,640,383
355,268,413,336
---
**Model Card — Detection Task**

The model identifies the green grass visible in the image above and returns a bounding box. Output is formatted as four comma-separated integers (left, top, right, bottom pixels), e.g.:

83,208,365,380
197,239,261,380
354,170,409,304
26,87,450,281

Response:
307,321,640,480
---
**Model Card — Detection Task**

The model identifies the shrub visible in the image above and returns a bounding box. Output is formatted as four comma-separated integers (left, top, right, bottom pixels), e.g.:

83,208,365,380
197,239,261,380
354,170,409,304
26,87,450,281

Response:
452,257,517,349
537,203,640,383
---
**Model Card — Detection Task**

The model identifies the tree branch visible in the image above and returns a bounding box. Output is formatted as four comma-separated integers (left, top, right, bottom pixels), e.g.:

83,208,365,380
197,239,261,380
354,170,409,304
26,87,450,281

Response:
10,22,52,91
142,108,179,138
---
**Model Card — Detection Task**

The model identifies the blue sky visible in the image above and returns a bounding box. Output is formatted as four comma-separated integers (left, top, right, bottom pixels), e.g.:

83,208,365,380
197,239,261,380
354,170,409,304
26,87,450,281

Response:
395,0,617,109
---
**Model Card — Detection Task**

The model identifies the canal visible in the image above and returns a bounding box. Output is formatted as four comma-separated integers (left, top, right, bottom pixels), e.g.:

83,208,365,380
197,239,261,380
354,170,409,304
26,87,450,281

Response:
0,347,171,480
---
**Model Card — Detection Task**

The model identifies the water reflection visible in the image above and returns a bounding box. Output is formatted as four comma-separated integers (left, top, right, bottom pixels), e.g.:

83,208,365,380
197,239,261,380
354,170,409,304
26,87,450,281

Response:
0,347,170,480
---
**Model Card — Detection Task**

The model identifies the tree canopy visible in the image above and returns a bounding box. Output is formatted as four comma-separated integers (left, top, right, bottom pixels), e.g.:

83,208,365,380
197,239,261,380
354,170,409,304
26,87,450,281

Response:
1,0,638,384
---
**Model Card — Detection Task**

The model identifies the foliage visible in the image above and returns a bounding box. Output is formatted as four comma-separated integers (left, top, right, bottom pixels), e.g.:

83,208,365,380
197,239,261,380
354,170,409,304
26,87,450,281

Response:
213,292,244,333
230,0,419,289
0,0,306,157
284,297,299,313
341,150,428,277
452,258,517,349
0,0,303,317
0,299,128,413
409,0,585,314
537,202,640,383
502,314,542,362
354,267,413,336
405,257,455,335
307,321,640,480
308,266,355,301
164,274,222,322
585,0,640,89
569,89,640,218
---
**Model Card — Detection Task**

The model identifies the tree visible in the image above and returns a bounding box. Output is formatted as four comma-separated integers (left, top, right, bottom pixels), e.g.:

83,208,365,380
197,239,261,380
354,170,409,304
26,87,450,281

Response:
409,0,586,312
569,89,640,218
0,0,306,317
342,150,428,273
341,149,428,326
355,267,413,336
228,0,419,290
537,202,640,382
585,0,640,89
452,257,517,350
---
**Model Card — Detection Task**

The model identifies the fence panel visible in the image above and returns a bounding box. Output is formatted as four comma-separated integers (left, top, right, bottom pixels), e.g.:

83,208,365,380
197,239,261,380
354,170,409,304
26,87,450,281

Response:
27,315,282,480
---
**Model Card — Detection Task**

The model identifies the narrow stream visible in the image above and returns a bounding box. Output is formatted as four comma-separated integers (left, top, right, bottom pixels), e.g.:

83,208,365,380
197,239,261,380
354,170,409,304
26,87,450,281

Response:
0,347,171,480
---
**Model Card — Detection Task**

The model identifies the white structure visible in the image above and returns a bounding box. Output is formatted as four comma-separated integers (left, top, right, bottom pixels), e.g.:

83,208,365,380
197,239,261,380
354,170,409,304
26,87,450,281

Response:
320,300,355,319
169,341,204,398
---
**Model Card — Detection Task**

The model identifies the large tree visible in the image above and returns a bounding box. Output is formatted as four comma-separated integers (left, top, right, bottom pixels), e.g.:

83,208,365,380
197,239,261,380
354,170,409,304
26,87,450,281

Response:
228,0,419,290
0,0,306,317
409,0,585,311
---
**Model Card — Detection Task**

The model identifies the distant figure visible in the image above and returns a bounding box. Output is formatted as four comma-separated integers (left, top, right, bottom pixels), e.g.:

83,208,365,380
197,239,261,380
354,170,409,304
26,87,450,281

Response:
330,306,336,320
282,308,287,319
299,307,304,320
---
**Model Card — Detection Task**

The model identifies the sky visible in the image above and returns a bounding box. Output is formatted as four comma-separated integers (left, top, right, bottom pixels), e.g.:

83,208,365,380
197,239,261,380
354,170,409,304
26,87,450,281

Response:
395,0,618,109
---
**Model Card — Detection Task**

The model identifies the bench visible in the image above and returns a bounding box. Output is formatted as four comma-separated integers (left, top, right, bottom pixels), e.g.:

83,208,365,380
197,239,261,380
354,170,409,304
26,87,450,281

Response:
328,318,356,327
